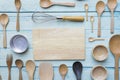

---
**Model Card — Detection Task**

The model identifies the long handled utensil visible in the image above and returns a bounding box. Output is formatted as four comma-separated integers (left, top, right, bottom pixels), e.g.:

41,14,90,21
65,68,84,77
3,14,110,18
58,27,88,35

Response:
6,54,13,80
107,0,117,34
32,12,84,23
109,34,120,80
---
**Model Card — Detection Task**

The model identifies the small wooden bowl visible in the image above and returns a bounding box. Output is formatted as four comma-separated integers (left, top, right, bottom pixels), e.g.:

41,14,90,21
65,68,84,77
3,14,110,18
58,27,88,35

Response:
91,65,107,80
92,45,108,61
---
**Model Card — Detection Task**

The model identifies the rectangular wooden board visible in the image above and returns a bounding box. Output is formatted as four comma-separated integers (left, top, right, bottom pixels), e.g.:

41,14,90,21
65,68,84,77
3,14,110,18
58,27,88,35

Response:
32,27,85,60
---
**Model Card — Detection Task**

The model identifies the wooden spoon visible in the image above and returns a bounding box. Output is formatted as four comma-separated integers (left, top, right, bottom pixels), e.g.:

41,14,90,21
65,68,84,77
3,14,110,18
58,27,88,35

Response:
40,0,75,8
73,62,83,80
96,1,105,37
90,16,94,33
39,63,53,80
84,4,89,21
107,0,117,34
15,0,21,32
26,60,36,80
59,64,68,80
15,59,23,80
0,14,9,48
89,37,105,42
109,35,120,80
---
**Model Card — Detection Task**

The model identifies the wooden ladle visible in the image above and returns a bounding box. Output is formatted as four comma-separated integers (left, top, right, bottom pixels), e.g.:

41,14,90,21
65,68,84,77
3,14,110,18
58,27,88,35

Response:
15,59,23,80
109,35,120,80
96,1,105,37
40,0,75,8
0,14,9,48
107,0,117,34
26,60,36,80
59,64,68,80
15,0,21,32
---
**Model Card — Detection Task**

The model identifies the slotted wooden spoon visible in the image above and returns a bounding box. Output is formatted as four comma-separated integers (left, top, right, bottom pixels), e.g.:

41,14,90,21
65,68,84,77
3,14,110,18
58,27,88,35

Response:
39,63,53,80
109,35,120,80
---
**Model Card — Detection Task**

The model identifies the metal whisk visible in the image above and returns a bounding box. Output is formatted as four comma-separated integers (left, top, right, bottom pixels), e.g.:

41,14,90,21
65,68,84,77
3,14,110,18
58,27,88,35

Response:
32,12,84,23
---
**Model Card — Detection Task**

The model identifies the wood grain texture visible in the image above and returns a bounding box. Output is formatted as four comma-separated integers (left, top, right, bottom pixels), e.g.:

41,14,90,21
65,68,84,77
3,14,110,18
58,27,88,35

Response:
33,27,85,60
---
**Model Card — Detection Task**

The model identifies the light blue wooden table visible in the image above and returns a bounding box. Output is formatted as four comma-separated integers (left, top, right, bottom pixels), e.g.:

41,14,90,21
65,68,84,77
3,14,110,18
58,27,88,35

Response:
0,0,120,80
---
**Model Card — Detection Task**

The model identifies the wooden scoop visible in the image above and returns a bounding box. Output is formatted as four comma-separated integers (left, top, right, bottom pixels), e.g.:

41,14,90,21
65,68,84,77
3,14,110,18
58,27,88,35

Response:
26,60,36,80
109,35,120,80
40,0,75,8
96,1,105,37
0,14,9,48
59,64,68,80
39,63,53,80
107,0,117,34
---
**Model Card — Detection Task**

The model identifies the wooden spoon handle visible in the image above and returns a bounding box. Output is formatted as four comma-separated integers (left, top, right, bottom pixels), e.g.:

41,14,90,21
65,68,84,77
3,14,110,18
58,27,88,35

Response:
111,11,114,34
29,74,33,80
53,2,75,7
86,10,88,21
19,69,22,80
16,11,20,32
115,55,119,80
98,16,101,37
62,16,84,22
8,69,11,80
3,28,7,48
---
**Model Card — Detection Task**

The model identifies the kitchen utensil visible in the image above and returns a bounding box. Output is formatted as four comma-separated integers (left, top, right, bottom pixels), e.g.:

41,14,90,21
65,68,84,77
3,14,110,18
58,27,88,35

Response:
0,14,9,48
91,65,107,80
39,63,53,80
109,34,120,80
59,64,68,80
15,59,23,80
33,27,85,60
89,37,104,42
6,54,13,80
26,60,36,80
92,45,108,61
73,62,83,80
40,0,75,8
84,4,88,21
10,34,28,53
90,16,94,33
107,0,117,34
15,0,21,31
32,12,84,23
96,1,105,37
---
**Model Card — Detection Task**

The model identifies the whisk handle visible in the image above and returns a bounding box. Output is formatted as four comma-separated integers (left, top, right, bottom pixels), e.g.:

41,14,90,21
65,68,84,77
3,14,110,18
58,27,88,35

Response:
62,16,84,22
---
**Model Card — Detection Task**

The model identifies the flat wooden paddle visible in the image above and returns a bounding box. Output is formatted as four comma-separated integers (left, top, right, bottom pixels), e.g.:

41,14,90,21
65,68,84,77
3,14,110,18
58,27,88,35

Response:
109,35,120,80
39,63,53,80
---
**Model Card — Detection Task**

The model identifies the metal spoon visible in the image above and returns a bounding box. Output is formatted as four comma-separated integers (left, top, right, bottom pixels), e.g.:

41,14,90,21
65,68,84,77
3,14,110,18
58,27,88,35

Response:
107,0,117,34
15,0,21,31
96,1,105,37
15,59,23,80
6,54,13,80
40,0,75,8
59,64,68,80
90,16,94,33
73,62,83,80
89,37,105,42
84,4,89,21
26,60,35,80
0,14,9,48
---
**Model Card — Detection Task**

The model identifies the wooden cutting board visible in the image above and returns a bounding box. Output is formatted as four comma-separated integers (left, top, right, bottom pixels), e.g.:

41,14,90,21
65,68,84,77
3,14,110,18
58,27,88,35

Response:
32,27,85,60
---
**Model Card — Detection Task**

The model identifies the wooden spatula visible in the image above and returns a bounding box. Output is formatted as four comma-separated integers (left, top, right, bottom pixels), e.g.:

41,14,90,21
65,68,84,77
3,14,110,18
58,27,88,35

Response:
39,63,54,80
